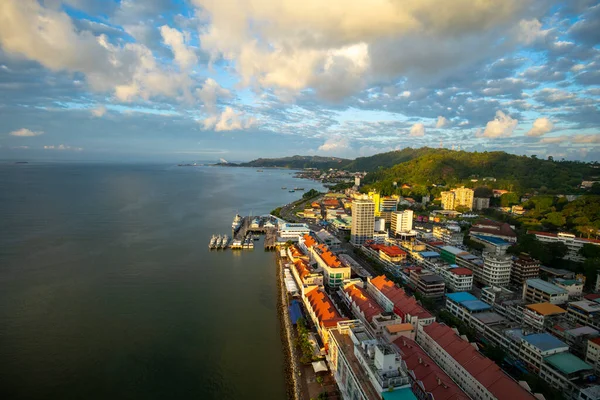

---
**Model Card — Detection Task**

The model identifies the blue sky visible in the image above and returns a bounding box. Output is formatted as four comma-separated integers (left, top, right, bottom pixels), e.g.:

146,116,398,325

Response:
0,0,599,162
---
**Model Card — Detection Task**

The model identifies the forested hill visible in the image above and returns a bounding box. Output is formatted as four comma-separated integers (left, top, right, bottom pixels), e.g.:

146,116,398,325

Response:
231,155,350,169
362,149,597,194
343,147,442,171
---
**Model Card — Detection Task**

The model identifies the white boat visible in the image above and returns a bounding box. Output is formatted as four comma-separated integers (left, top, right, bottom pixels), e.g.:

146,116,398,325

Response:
209,235,217,249
221,235,229,249
232,214,243,232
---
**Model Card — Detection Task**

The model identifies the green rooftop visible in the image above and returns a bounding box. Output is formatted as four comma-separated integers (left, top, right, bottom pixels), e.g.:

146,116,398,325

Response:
544,352,593,375
382,387,418,400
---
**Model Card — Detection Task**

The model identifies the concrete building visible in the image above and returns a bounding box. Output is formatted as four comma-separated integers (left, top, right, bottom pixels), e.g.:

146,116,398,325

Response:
278,223,311,240
303,287,347,342
477,252,512,287
511,254,540,286
528,231,600,263
553,278,584,299
409,270,445,299
443,267,474,292
432,224,463,246
390,210,413,235
470,219,517,243
416,322,537,400
315,228,342,252
351,199,375,245
522,303,567,332
586,337,600,373
519,332,570,372
567,300,600,330
523,278,569,305
441,186,475,211
301,235,351,288
473,197,490,210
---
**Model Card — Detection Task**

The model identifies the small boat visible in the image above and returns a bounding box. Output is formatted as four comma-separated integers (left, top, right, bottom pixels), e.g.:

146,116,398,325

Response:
257,169,263,172
253,235,260,241
281,187,287,190
209,235,217,249
294,187,304,190
289,190,295,193
221,235,229,249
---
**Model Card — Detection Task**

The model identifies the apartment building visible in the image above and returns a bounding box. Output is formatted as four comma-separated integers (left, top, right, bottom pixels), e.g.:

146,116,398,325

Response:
470,219,517,243
527,231,600,263
523,278,569,305
477,252,512,287
586,337,600,373
567,300,600,330
301,234,351,287
408,270,445,299
390,210,413,235
416,322,536,400
441,186,474,211
303,287,347,342
351,199,375,245
553,278,584,299
511,254,540,286
432,224,463,246
443,267,474,292
473,197,490,210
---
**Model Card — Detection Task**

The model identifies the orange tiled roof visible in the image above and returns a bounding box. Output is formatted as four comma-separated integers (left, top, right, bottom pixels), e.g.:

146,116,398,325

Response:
370,275,432,319
294,259,310,280
303,234,317,248
423,323,535,400
344,284,383,322
305,288,346,328
379,245,407,257
289,245,305,259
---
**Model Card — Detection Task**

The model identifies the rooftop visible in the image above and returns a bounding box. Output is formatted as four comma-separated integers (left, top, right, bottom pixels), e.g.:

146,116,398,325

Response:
525,278,568,295
446,292,478,303
420,274,445,284
370,275,433,320
419,251,441,258
523,333,568,352
461,300,492,312
472,234,512,246
528,230,600,244
385,323,414,334
525,303,567,316
344,284,384,322
568,300,600,313
544,352,593,375
449,267,473,276
382,387,418,400
303,234,317,248
305,288,347,328
440,246,468,256
472,312,506,325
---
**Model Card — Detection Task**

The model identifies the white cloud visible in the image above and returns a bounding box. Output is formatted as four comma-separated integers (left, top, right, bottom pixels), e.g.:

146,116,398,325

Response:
43,144,83,151
527,117,553,136
196,78,231,114
9,128,44,136
91,105,107,117
480,110,518,138
318,136,351,153
436,116,449,129
540,134,600,144
159,25,197,70
202,106,256,131
409,123,425,137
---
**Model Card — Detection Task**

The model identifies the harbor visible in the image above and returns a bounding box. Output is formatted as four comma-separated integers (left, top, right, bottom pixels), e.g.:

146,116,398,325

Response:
208,214,280,250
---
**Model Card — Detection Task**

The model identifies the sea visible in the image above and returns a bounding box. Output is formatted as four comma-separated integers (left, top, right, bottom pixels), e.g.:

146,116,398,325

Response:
0,163,324,400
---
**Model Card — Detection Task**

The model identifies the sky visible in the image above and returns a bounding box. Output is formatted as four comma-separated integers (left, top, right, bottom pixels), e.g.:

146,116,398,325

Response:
0,0,599,162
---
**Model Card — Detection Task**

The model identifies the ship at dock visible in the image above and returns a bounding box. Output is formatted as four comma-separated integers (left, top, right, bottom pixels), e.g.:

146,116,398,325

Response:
232,214,243,232
209,235,217,249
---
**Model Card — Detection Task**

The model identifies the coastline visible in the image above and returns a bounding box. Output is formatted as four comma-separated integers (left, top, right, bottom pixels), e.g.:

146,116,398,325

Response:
276,253,303,400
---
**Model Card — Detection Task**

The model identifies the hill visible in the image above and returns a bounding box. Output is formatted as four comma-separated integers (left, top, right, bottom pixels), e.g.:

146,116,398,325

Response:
362,149,596,194
343,147,442,171
231,155,350,169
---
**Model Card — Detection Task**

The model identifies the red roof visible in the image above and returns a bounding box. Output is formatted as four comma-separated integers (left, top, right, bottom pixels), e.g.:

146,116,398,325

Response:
303,234,317,248
423,323,535,400
528,231,600,244
344,284,383,322
470,220,516,238
289,245,305,259
370,275,432,320
584,293,600,301
450,268,473,276
316,244,343,268
590,337,600,346
379,246,407,257
393,337,469,400
305,288,347,328
294,259,310,280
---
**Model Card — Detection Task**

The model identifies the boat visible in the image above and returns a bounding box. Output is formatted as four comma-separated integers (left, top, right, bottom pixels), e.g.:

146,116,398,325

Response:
281,187,287,190
221,235,229,249
256,169,263,172
253,235,260,241
232,214,243,232
209,235,217,249
294,187,304,190
289,190,295,193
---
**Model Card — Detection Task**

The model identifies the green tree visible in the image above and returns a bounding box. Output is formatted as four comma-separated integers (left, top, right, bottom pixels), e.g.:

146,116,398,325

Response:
581,244,600,259
541,212,566,229
500,192,519,207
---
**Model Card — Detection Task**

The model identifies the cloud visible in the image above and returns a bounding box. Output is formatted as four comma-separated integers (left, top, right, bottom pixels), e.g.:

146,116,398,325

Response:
409,123,425,137
43,144,83,151
196,78,231,114
9,128,43,136
540,134,600,144
202,107,256,131
436,116,449,128
159,25,197,70
318,135,351,153
480,110,517,138
91,105,107,117
526,117,553,136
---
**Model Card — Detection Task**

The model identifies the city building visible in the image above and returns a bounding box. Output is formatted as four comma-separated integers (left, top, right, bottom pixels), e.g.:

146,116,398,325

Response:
470,219,517,243
367,275,435,329
301,235,351,287
566,300,600,330
290,258,324,294
523,278,569,305
432,224,463,246
440,186,475,211
445,292,492,322
351,199,375,245
586,337,600,373
553,278,584,299
303,287,347,342
476,252,512,287
364,243,407,266
522,303,567,332
519,332,569,372
443,267,474,292
390,210,413,235
341,281,384,328
278,223,311,240
409,270,446,299
473,197,490,210
527,231,600,263
470,234,512,255
511,254,540,286
315,228,342,251
416,322,537,400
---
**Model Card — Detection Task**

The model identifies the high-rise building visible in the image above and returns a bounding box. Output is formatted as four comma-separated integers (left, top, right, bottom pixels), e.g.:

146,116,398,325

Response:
368,191,398,221
473,197,490,210
511,253,540,286
351,199,375,245
391,210,413,235
441,187,474,211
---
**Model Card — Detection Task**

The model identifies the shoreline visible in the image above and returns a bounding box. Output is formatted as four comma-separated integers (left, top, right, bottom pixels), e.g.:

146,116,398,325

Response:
275,253,304,400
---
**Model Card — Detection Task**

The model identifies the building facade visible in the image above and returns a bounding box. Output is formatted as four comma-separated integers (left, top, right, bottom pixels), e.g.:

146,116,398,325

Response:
523,279,569,305
478,252,512,287
511,254,540,286
441,187,474,211
528,231,600,263
390,210,413,235
351,199,375,245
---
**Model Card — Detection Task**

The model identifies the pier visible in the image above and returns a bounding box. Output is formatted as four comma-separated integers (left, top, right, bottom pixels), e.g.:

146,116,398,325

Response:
209,215,279,250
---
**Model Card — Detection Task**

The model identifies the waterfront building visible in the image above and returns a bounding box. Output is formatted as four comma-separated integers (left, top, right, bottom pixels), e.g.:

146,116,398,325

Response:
390,210,413,235
472,197,490,210
416,322,537,400
553,278,584,299
527,231,600,263
469,219,517,243
523,279,569,305
300,235,351,287
327,322,411,400
476,252,512,287
340,280,384,329
278,223,311,240
440,186,474,211
432,224,463,246
511,254,540,286
351,199,375,245
303,287,347,342
290,259,324,294
366,276,435,330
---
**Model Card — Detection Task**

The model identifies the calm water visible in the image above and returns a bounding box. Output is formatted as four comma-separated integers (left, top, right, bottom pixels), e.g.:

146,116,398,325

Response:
0,163,323,399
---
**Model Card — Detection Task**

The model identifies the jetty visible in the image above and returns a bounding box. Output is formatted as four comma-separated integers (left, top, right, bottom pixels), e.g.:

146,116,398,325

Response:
209,215,279,250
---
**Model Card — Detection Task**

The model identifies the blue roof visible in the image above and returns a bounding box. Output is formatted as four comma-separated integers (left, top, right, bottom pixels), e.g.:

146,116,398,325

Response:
446,292,478,303
472,234,511,246
289,300,303,324
461,300,492,312
382,387,418,400
420,251,440,258
523,333,568,352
